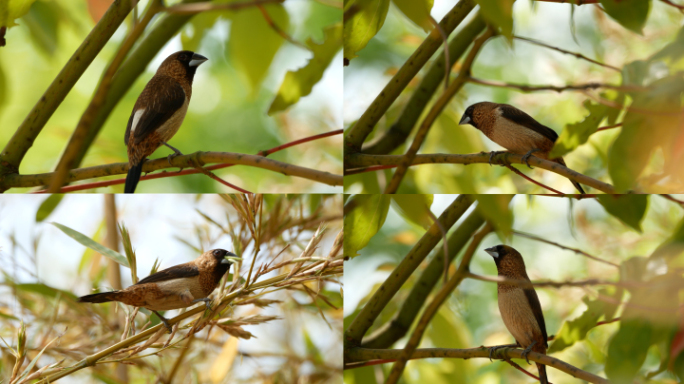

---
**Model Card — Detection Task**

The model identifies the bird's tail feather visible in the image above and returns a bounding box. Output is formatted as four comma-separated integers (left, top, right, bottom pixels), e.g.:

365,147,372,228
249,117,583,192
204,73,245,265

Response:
537,362,548,384
124,162,144,193
78,291,121,303
553,157,586,194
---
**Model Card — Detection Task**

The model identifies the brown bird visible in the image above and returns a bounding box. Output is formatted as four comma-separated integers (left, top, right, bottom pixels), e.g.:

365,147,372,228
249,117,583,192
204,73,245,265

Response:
79,249,241,332
485,245,548,384
459,102,585,194
124,50,208,193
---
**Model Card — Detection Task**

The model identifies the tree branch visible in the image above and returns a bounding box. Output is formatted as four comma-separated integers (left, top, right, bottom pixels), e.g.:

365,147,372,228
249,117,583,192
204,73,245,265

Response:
344,195,475,347
346,347,610,384
513,35,620,72
467,76,643,93
384,28,496,193
2,152,342,191
343,0,476,153
346,152,616,193
0,0,134,182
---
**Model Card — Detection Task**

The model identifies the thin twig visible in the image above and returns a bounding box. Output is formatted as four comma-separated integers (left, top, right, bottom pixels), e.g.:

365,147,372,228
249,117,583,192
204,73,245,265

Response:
511,230,620,268
504,164,563,194
468,76,644,93
514,35,620,72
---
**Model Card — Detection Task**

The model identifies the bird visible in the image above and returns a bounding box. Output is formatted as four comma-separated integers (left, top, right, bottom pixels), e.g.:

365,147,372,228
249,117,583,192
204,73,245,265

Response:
459,102,585,194
79,249,241,332
484,244,548,384
123,50,208,193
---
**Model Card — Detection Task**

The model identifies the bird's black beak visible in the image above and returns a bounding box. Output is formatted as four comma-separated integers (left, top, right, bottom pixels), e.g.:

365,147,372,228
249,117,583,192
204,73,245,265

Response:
221,253,242,264
484,247,499,258
459,113,471,125
189,53,208,67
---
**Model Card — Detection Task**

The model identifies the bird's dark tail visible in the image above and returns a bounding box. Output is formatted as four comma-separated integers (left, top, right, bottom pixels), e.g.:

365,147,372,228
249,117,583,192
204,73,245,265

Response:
124,162,144,193
78,291,121,303
554,157,585,194
537,362,548,384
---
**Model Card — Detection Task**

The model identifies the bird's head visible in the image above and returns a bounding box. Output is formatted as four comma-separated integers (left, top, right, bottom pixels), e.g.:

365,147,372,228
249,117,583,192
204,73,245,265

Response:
484,244,527,277
459,102,498,129
157,50,208,80
207,249,241,265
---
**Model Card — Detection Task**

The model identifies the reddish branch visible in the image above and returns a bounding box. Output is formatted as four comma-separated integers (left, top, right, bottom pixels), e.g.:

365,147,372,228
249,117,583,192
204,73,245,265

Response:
33,129,342,193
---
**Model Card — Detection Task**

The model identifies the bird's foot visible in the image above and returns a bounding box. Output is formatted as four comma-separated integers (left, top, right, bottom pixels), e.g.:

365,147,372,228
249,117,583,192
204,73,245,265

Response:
488,151,508,166
520,340,537,365
521,148,542,169
488,345,510,362
152,310,173,334
192,297,213,312
162,142,184,168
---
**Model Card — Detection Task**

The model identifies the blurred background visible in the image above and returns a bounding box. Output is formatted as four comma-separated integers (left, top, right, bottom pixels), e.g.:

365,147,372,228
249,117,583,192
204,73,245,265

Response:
0,194,343,383
344,0,684,193
0,0,342,193
344,194,684,383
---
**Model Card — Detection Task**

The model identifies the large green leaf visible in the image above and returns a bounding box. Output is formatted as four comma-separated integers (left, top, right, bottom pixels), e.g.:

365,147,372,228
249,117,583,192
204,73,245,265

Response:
597,195,648,232
599,0,651,35
474,0,513,41
269,22,342,114
550,99,609,158
228,3,289,91
475,195,513,239
605,318,652,383
548,291,612,353
343,0,390,63
51,222,129,267
0,0,39,29
607,75,684,191
392,0,433,32
343,195,390,258
391,194,433,229
35,194,64,222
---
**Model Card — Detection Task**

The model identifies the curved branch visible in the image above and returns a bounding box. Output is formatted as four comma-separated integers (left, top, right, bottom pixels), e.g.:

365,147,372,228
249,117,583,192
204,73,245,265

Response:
343,0,476,153
384,28,496,193
2,152,343,191
0,0,133,178
345,347,610,384
345,152,616,194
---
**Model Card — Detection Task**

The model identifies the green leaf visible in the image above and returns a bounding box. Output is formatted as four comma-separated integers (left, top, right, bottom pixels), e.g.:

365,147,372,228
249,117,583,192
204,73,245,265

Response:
475,195,513,239
15,283,78,301
392,0,433,32
548,293,610,353
596,195,648,232
343,0,390,63
228,3,289,91
607,75,684,191
269,22,342,114
598,0,651,35
550,99,609,158
51,222,129,267
0,0,39,29
343,195,390,258
474,0,514,41
391,194,434,229
35,194,64,222
605,318,652,383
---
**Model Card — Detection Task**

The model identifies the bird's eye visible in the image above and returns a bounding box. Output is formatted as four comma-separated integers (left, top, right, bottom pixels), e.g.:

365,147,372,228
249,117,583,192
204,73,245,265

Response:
213,249,224,257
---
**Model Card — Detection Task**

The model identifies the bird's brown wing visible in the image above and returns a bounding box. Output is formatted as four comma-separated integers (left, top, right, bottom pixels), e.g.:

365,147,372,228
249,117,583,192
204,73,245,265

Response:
124,76,186,145
523,288,548,346
498,104,559,143
135,262,199,285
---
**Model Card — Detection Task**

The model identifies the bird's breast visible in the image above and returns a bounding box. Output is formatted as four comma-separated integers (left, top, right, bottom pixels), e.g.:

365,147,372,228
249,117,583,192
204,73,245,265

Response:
498,288,542,348
484,117,554,157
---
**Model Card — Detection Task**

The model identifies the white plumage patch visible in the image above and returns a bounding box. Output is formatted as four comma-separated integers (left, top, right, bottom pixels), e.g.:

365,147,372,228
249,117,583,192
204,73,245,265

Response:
130,109,145,134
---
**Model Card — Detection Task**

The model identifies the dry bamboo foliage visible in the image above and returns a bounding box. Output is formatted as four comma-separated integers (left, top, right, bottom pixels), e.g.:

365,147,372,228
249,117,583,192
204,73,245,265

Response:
0,194,343,383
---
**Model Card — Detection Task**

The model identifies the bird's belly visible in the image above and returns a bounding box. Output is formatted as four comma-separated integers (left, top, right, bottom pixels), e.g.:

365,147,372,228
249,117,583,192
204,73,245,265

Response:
486,119,553,157
498,289,541,348
119,277,208,311
156,98,189,143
